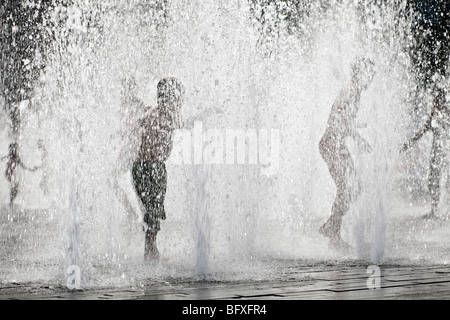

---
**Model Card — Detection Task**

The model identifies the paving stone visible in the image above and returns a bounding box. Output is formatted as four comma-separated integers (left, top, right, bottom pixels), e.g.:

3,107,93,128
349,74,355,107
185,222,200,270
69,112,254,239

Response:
1,263,450,300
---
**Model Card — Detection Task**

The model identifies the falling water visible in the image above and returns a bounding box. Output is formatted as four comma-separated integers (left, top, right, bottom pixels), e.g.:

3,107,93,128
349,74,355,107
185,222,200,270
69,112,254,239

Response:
1,0,449,289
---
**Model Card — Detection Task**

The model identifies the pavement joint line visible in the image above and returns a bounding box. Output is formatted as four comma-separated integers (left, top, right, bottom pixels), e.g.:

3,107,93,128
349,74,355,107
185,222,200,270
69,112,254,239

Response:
325,280,450,293
232,294,285,299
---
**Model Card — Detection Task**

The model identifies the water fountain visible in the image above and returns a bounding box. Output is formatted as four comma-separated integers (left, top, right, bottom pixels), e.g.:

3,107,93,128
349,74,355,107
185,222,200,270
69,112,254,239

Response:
1,0,449,291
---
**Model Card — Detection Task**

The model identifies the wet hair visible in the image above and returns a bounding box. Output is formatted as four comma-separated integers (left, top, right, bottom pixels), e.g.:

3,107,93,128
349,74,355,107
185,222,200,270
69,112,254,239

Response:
157,77,185,109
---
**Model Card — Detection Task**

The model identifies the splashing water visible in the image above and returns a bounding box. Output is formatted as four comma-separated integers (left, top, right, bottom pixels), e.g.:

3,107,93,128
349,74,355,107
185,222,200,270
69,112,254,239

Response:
1,0,449,289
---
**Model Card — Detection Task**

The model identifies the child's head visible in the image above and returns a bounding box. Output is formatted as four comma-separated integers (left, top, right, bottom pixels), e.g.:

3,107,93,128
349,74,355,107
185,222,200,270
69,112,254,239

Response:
351,57,375,90
157,77,184,113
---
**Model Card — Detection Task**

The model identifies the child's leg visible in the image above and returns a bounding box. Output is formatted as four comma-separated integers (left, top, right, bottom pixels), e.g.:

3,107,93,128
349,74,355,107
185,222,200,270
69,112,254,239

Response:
143,210,162,261
144,162,167,260
426,130,444,218
320,182,351,240
134,161,167,260
132,162,158,259
9,180,19,207
144,228,159,260
320,151,353,241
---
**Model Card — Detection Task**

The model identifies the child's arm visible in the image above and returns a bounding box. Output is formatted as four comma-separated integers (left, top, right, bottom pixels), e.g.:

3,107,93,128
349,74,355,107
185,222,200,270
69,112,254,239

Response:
27,165,41,172
120,76,145,130
401,112,433,152
355,122,367,129
137,106,156,127
17,158,41,172
117,107,153,161
181,106,222,128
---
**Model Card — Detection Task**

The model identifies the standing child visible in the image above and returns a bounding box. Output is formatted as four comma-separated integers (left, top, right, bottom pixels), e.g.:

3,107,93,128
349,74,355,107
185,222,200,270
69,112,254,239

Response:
1,142,41,207
401,0,449,220
401,90,449,219
130,77,184,261
318,57,375,248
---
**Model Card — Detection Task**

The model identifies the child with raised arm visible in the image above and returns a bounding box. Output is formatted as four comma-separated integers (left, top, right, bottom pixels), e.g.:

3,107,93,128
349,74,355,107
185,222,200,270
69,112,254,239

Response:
130,77,184,261
318,57,375,249
401,89,449,219
401,0,449,220
2,142,41,207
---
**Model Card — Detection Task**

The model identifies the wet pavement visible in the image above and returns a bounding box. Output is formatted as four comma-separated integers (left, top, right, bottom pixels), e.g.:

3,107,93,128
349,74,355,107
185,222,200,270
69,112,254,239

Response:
1,206,450,303
1,261,449,300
